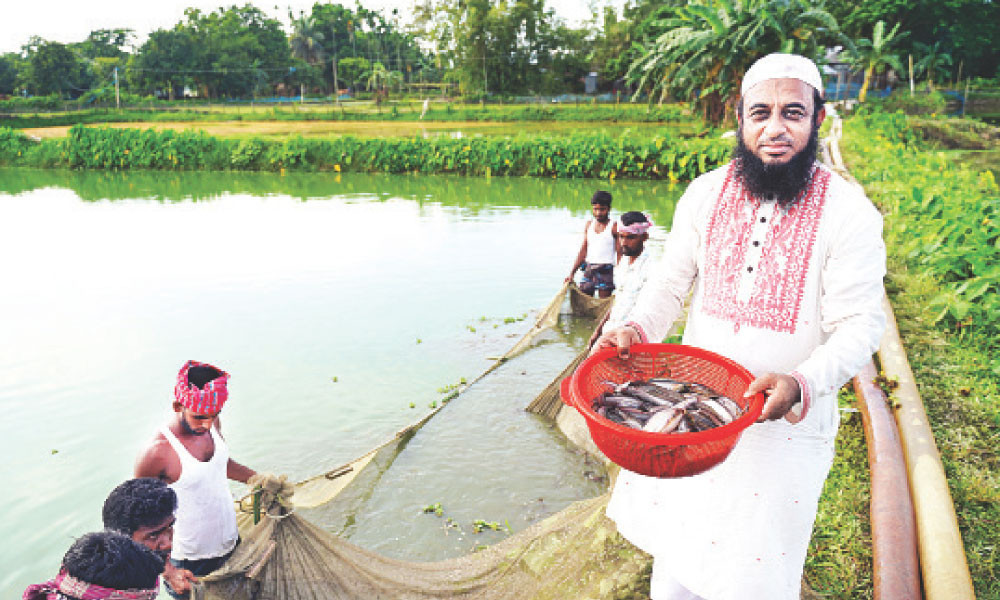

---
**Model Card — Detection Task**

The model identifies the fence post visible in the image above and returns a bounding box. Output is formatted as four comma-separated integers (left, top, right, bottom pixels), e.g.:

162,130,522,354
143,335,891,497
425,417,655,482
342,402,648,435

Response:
962,78,970,117
908,55,914,96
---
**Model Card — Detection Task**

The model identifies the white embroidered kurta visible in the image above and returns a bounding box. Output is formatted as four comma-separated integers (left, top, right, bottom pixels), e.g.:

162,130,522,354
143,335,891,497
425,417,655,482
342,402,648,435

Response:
606,162,886,600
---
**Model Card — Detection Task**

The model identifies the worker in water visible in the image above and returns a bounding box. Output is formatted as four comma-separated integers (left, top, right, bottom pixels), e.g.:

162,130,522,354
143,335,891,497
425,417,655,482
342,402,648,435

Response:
102,477,199,596
134,360,258,598
23,530,163,600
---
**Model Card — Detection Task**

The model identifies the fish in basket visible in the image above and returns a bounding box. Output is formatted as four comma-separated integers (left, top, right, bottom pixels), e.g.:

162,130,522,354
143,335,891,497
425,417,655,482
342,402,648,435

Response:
561,343,765,478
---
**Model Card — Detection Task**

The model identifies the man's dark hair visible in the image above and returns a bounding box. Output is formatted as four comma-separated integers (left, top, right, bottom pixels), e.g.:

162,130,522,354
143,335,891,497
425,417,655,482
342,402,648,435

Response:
188,365,223,389
591,190,612,207
102,478,177,535
620,211,649,227
62,531,164,591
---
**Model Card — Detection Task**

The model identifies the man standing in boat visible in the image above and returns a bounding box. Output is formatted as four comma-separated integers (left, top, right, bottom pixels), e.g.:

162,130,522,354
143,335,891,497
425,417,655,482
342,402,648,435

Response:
566,190,620,298
134,360,258,598
594,53,886,600
589,211,655,347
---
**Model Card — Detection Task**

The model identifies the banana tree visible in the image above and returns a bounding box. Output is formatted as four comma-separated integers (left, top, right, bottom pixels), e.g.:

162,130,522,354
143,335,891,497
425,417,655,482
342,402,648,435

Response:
627,0,844,126
846,20,907,103
913,41,953,92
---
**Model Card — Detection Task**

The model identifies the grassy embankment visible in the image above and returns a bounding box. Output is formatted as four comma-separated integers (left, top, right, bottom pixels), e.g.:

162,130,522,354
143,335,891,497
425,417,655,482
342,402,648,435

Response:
0,123,731,181
0,102,696,130
4,104,709,143
830,111,998,599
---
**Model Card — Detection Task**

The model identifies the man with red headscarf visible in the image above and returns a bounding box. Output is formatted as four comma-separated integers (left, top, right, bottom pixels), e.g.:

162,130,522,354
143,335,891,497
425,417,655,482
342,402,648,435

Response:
134,360,257,598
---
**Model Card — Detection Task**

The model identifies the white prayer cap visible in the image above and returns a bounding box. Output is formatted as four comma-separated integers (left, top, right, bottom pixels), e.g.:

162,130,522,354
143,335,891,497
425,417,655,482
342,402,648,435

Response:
741,53,824,97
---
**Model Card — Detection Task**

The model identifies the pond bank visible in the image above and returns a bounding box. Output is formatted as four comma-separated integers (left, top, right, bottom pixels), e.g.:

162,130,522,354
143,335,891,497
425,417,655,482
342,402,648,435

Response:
841,112,999,599
0,125,731,181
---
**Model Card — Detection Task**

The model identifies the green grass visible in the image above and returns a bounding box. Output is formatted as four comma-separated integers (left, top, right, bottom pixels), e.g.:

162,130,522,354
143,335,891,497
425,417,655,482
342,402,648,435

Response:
2,101,694,130
840,113,1000,599
805,391,874,598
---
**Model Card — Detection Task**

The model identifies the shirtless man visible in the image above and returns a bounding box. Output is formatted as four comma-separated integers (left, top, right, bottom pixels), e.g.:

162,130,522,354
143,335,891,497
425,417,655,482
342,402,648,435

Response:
134,360,257,598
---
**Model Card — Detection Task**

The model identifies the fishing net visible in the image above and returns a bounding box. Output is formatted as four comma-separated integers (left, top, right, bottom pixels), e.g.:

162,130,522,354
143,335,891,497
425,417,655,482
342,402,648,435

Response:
191,282,646,600
193,482,648,600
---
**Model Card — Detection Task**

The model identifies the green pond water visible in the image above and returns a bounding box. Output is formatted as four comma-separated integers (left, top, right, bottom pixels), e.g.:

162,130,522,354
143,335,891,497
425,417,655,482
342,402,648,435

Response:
0,167,683,595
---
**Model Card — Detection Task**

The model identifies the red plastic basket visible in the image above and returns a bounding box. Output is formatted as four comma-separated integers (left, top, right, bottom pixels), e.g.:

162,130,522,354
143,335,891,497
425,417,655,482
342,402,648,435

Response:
562,343,765,478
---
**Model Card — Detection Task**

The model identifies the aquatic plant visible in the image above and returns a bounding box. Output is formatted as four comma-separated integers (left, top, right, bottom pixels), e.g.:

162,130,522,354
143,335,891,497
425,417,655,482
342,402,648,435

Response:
0,125,732,181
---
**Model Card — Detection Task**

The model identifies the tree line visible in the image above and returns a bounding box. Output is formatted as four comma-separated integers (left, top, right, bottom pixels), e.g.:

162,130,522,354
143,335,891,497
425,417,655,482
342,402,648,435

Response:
0,0,996,105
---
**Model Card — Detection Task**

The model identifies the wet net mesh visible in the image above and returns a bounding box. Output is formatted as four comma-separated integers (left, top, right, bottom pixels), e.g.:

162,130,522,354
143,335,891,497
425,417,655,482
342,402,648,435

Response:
191,284,651,600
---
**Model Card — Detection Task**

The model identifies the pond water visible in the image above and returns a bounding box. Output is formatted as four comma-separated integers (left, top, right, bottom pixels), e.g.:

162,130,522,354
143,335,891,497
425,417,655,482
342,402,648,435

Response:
0,168,683,595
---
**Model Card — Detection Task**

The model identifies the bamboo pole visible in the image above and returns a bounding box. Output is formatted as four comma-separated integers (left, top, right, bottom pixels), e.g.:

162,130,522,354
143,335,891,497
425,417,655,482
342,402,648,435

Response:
878,296,976,600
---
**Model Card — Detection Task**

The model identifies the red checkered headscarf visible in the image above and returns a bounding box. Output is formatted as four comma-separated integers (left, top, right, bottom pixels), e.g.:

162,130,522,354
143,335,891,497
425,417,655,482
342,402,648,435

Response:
174,360,229,414
22,570,159,600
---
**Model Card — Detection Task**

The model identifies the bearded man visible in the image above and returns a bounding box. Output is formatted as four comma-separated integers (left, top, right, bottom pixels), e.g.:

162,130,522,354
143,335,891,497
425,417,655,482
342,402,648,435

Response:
594,54,887,600
134,360,258,598
589,211,655,347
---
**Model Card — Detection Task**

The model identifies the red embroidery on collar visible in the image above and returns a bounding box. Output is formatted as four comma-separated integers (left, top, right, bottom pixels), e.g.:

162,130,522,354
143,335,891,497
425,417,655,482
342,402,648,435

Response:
701,164,830,334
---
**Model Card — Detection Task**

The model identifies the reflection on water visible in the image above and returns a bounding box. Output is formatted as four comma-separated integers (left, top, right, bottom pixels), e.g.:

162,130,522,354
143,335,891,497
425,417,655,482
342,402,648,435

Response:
0,167,686,227
0,168,681,596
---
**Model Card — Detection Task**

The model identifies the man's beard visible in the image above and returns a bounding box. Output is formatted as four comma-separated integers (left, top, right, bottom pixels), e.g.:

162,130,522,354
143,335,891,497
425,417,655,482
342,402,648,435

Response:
732,124,820,207
622,244,643,257
180,417,207,436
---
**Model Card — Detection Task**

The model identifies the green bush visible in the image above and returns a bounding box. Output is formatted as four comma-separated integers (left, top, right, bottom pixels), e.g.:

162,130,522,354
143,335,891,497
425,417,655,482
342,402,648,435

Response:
845,113,1000,367
873,90,949,115
0,125,732,181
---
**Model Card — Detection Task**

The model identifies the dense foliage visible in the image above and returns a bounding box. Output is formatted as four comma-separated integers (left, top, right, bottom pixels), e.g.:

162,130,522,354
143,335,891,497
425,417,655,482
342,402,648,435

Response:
826,0,1000,83
3,0,998,102
626,0,844,124
0,125,731,181
846,111,999,370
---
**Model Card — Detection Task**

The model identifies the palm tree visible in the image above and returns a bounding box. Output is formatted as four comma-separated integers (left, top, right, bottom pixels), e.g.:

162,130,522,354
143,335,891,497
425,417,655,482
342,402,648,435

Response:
366,61,390,92
913,41,953,92
845,20,907,103
386,70,405,93
289,12,325,68
627,0,843,125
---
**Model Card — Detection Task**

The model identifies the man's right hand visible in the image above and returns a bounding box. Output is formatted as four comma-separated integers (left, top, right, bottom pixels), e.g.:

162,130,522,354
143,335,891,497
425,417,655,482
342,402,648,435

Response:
164,561,199,594
590,325,641,358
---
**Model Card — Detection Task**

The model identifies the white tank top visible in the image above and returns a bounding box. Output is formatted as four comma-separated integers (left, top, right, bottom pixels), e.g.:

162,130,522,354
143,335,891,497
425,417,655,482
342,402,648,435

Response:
160,424,239,560
585,220,616,265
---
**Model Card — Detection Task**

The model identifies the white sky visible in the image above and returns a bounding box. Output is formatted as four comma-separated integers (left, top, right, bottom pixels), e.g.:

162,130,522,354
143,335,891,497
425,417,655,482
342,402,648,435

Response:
2,0,624,55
